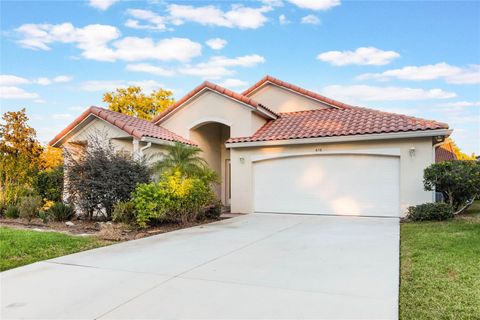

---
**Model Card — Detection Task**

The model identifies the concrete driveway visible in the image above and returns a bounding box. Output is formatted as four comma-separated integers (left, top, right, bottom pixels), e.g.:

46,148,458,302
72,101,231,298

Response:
1,213,399,319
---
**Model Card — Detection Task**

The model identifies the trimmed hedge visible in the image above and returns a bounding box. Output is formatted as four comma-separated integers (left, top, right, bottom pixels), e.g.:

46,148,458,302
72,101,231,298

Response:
407,202,454,221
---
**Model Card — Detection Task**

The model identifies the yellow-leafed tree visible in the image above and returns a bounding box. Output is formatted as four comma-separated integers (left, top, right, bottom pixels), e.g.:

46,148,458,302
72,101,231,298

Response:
103,86,174,121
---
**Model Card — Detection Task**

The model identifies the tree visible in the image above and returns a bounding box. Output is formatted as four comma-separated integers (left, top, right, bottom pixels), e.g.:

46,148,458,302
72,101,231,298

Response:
153,142,218,183
0,109,43,204
40,146,63,170
64,133,150,219
448,138,476,160
424,160,480,210
103,86,174,121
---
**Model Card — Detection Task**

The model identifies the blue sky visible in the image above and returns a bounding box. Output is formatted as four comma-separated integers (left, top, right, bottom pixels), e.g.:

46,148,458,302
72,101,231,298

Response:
1,0,479,154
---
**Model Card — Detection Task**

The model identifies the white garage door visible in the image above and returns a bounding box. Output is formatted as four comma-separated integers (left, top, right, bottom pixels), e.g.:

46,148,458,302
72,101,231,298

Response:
253,154,400,217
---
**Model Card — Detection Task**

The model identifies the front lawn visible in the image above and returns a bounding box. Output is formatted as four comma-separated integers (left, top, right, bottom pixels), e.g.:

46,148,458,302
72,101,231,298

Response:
400,202,480,319
0,227,110,271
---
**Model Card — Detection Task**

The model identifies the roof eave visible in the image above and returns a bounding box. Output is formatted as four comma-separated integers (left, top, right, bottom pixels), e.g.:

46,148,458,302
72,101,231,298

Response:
226,129,453,148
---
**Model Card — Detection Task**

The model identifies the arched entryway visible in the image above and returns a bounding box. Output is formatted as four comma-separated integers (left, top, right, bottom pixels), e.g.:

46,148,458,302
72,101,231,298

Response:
190,121,231,207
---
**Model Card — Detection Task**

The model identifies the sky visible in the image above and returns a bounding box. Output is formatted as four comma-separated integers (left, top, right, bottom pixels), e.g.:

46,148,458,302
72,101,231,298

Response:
1,0,479,154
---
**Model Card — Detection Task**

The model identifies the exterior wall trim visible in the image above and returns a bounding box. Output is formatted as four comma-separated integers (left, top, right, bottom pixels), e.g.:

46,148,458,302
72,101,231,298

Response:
250,149,401,163
189,117,233,130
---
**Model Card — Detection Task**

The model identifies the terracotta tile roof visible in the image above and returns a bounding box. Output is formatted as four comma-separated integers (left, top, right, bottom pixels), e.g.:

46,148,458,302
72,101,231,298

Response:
435,141,457,162
49,106,194,146
227,107,449,144
151,81,278,124
242,75,352,109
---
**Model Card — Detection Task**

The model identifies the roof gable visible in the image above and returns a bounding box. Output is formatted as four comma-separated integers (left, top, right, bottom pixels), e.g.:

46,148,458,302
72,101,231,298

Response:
243,75,352,110
49,107,194,147
151,81,278,125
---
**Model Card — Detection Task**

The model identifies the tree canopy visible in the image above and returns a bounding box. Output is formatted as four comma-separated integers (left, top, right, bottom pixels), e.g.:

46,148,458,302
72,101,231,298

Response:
103,86,174,121
0,109,43,204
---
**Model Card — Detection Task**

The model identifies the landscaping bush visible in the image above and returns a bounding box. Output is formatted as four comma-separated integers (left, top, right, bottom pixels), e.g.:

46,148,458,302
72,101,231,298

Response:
201,199,223,220
132,170,216,227
112,201,136,224
18,195,42,221
4,205,20,219
34,166,63,202
47,202,74,221
424,160,480,210
64,133,150,219
407,202,454,221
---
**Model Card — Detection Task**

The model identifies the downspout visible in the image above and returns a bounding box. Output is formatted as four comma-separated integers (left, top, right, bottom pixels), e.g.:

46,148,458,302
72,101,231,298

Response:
140,142,152,157
431,138,446,202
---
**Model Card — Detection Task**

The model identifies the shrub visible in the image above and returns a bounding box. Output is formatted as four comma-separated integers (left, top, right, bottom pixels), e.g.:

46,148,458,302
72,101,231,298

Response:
201,199,223,220
18,195,42,221
407,202,454,221
47,202,74,221
34,167,63,202
112,201,136,224
64,132,150,219
132,170,216,228
4,205,20,219
38,211,49,224
424,160,480,210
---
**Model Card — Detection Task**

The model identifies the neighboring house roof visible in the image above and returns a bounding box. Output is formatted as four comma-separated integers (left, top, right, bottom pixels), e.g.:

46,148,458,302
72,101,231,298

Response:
227,107,449,144
49,106,194,147
242,75,352,109
151,81,279,124
435,141,458,162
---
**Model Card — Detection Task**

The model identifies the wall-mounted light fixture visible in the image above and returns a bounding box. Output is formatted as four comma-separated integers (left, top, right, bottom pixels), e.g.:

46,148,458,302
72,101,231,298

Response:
239,157,245,164
409,147,416,157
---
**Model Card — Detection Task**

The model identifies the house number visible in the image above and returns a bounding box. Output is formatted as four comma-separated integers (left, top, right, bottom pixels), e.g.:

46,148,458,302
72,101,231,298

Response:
315,147,323,152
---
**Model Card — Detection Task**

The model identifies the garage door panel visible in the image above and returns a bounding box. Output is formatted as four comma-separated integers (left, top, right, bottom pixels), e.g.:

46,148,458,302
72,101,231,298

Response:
253,154,399,217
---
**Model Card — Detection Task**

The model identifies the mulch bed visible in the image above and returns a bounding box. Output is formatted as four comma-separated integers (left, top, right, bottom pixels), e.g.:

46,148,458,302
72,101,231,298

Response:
0,216,224,241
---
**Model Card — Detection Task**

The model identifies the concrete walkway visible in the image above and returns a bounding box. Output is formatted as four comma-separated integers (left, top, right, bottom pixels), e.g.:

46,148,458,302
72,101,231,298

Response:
1,213,399,319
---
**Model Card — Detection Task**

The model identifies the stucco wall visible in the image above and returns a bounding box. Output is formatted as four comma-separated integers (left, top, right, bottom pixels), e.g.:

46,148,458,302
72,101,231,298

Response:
161,90,267,139
229,137,435,217
247,83,330,113
65,117,133,153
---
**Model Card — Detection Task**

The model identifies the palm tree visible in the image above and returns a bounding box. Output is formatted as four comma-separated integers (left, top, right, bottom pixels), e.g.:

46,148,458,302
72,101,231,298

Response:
154,142,218,183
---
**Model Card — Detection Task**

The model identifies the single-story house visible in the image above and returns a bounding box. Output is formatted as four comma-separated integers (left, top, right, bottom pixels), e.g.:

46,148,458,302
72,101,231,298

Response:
50,75,453,217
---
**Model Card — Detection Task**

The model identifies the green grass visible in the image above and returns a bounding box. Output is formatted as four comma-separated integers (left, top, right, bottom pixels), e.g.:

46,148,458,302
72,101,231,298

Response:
400,202,480,319
0,227,110,271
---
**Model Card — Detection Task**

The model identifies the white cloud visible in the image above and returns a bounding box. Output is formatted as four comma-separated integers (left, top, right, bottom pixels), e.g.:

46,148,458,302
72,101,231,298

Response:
287,0,341,10
321,85,456,102
301,14,320,25
180,54,266,79
15,23,202,62
167,4,272,29
357,63,480,84
88,0,119,11
0,74,71,86
0,74,30,85
53,75,72,83
317,47,400,66
125,9,167,30
109,37,202,62
126,54,265,79
35,75,72,85
80,80,166,93
126,63,175,76
0,86,39,99
205,38,227,50
438,101,480,108
218,78,249,88
34,99,46,103
278,14,290,24
52,113,73,120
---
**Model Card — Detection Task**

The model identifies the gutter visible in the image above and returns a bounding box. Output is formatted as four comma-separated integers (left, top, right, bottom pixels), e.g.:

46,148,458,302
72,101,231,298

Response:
226,129,453,148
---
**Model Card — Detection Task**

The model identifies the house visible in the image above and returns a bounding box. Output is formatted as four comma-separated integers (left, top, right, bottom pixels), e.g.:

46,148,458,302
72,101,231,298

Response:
435,140,457,162
50,75,452,217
